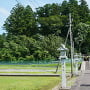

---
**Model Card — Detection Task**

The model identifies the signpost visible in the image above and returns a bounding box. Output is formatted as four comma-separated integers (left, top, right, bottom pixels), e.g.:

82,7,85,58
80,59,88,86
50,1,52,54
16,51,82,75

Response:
58,44,68,88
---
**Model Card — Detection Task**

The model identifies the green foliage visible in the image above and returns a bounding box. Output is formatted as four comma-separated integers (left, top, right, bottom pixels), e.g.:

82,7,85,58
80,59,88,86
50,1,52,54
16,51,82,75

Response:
1,0,90,62
38,15,66,35
79,0,90,22
3,4,37,36
74,22,90,52
0,34,63,61
61,0,69,15
38,34,63,59
26,55,35,61
36,3,61,17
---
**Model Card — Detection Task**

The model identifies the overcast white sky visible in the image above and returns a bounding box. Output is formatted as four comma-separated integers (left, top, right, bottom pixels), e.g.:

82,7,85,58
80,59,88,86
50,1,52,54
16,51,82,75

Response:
0,0,90,34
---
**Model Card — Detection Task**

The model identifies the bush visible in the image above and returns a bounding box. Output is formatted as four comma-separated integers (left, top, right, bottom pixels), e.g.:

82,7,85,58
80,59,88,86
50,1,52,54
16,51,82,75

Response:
26,55,35,61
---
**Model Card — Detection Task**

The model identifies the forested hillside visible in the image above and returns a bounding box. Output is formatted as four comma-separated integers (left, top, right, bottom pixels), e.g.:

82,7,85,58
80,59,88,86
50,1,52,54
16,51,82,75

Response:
0,0,90,62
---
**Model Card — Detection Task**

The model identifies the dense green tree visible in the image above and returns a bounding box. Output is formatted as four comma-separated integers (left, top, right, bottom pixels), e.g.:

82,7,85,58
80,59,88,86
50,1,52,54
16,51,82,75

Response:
1,0,90,62
0,34,6,48
61,0,69,15
36,3,61,17
79,0,90,22
38,34,63,59
3,4,37,36
74,22,90,52
81,21,90,54
38,15,66,35
61,0,80,38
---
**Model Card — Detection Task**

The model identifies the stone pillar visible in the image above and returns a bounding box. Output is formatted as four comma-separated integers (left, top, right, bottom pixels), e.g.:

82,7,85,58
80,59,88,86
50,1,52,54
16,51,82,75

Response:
61,59,66,88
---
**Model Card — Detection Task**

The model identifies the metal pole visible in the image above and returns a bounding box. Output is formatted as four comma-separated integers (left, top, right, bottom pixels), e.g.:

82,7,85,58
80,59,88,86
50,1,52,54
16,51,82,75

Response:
69,13,74,77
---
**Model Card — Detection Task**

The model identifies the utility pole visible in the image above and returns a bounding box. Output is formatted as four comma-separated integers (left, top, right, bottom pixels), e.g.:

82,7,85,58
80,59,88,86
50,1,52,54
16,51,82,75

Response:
69,13,74,77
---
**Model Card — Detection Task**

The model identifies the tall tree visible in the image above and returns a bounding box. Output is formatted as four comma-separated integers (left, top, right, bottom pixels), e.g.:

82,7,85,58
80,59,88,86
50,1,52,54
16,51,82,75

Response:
38,15,66,35
3,4,37,36
79,0,90,22
60,0,80,37
68,0,80,25
74,22,90,52
36,3,61,17
61,0,69,15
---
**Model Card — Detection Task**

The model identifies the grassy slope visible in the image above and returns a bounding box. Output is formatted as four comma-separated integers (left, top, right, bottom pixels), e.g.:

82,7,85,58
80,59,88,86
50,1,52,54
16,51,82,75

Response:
0,76,60,90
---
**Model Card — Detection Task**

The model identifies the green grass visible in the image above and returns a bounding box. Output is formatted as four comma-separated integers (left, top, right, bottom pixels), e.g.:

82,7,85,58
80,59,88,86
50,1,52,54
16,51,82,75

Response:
0,63,80,90
0,64,58,69
0,71,57,74
0,63,74,76
0,63,72,75
31,63,58,67
0,66,56,70
0,63,71,69
0,76,60,90
0,63,69,68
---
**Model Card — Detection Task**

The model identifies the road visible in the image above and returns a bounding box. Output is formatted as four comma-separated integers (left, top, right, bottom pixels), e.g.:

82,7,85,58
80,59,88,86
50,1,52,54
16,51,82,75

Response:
71,61,90,90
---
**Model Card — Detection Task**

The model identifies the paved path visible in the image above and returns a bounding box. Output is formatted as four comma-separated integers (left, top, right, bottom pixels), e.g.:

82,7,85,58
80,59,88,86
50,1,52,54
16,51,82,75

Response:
71,61,90,90
0,69,55,72
0,73,60,77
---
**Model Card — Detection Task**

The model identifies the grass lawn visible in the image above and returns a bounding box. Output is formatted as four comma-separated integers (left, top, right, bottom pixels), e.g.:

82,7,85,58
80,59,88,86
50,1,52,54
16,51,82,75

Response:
0,62,82,75
0,64,58,69
0,76,60,90
0,65,56,70
0,63,71,70
0,63,72,74
0,63,80,90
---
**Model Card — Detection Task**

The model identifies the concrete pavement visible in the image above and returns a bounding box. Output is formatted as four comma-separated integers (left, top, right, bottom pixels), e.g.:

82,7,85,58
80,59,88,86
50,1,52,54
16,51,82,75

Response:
70,61,90,90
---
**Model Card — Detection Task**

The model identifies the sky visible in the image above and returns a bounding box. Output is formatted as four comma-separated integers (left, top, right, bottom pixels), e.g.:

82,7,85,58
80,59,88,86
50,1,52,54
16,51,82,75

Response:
0,0,90,34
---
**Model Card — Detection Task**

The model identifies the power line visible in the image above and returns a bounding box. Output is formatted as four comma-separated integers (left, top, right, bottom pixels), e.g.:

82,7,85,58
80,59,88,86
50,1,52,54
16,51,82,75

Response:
15,0,19,3
28,0,38,10
15,0,23,5
33,0,40,7
29,0,38,7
